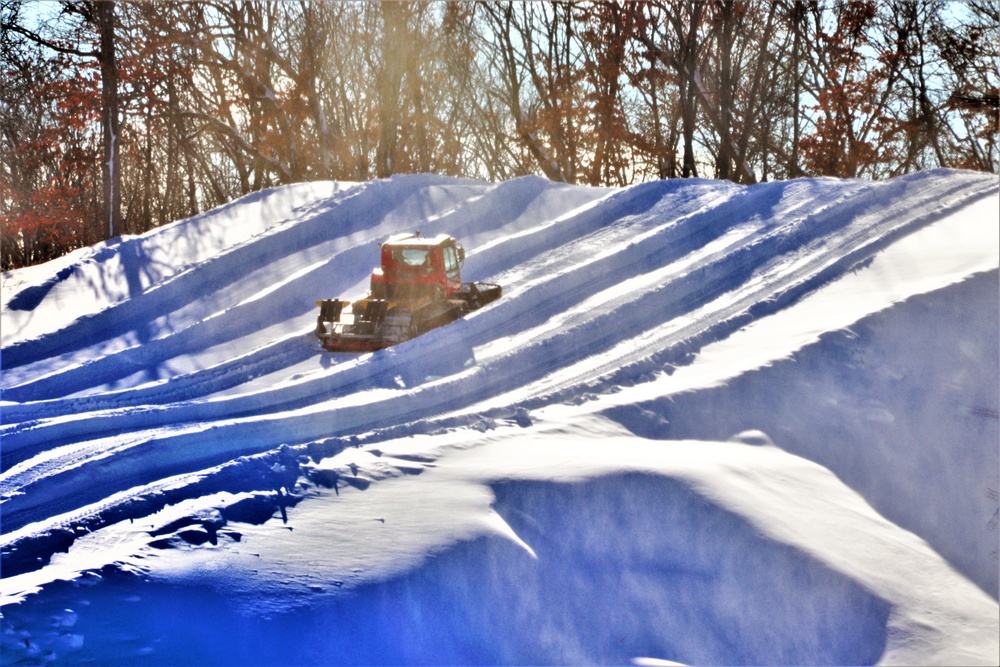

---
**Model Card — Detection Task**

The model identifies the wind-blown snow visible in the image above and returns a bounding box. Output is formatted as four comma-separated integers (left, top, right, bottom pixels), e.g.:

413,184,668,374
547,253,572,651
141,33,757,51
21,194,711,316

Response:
1,170,997,665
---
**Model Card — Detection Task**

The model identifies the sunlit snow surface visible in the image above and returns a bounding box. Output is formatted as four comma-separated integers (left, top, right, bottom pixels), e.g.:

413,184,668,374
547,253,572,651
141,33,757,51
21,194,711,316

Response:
1,170,997,665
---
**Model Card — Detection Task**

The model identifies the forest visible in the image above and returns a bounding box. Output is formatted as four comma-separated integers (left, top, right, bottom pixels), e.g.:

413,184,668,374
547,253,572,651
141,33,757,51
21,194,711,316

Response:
1,0,997,270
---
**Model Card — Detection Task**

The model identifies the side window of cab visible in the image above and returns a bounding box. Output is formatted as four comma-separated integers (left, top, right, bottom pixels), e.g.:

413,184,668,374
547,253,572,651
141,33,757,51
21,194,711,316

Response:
443,245,460,281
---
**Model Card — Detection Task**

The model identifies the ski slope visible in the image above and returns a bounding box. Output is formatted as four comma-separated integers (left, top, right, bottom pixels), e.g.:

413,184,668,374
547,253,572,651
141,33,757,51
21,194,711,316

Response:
1,169,998,665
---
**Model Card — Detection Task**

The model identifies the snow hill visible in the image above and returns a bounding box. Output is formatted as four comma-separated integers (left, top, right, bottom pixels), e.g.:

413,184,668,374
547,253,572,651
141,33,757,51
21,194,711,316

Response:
1,170,998,665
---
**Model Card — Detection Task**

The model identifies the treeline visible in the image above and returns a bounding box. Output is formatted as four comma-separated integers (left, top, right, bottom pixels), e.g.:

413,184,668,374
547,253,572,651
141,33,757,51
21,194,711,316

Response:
2,0,997,270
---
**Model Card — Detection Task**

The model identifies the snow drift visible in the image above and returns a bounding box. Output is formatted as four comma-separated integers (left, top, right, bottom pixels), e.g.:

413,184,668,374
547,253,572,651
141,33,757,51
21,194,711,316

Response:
1,169,997,665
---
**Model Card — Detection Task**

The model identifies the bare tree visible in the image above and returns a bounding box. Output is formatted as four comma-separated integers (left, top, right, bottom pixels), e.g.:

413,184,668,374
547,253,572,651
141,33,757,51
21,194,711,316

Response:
5,0,122,238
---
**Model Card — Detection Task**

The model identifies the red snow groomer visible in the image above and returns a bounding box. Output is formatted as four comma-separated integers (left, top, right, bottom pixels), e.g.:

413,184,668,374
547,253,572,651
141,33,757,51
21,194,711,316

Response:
315,233,501,352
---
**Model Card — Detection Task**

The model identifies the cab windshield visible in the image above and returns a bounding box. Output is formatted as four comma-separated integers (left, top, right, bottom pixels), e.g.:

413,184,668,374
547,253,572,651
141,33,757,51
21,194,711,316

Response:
393,248,430,268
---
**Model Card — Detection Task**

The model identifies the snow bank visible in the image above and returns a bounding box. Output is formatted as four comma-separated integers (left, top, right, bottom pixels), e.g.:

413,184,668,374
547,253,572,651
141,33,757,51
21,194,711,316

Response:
1,169,997,665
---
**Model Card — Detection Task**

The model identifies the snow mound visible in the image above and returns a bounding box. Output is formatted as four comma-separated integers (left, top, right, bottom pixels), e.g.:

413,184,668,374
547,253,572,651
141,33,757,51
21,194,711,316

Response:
2,170,997,665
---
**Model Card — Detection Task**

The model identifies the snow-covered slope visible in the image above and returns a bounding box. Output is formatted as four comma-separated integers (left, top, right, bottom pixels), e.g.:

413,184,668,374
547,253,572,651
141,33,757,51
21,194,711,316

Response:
1,170,997,665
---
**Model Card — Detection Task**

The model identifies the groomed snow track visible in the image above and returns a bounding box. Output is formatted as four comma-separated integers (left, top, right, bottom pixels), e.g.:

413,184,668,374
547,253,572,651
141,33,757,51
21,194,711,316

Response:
2,170,997,594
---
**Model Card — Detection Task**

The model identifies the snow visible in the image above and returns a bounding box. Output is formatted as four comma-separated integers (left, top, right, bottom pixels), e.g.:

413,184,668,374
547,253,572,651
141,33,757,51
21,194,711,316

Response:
1,169,998,665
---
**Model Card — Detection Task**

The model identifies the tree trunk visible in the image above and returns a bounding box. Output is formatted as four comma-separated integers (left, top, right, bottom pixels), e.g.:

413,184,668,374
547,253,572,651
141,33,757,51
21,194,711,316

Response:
96,0,122,239
715,0,735,181
679,1,701,178
791,0,803,177
377,1,406,178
